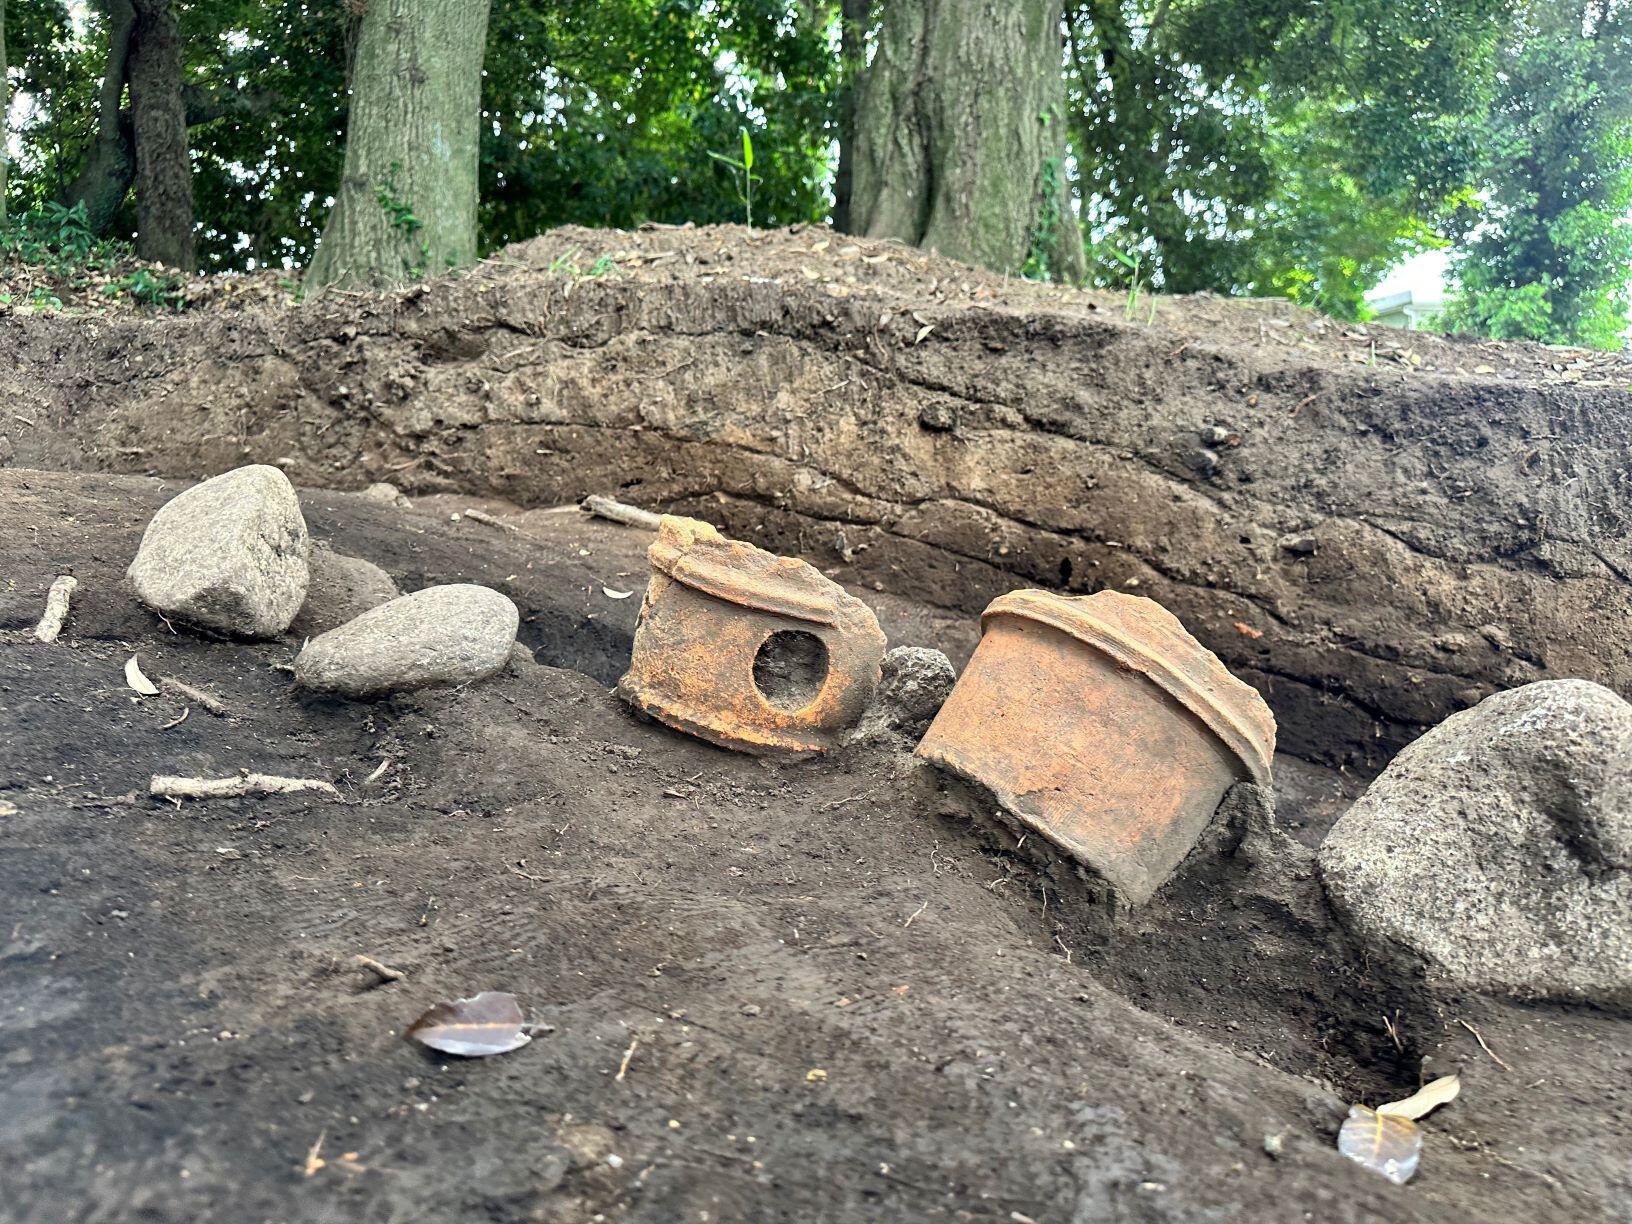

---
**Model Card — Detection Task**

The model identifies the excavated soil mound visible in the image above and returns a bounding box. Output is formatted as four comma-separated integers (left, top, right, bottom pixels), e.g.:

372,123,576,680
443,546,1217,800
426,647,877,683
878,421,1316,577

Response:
4,225,1632,776
3,469,1628,1222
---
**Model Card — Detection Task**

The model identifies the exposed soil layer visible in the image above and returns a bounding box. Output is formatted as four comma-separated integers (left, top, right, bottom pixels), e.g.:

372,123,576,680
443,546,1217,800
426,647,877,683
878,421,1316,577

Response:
4,469,1628,1223
5,225,1632,774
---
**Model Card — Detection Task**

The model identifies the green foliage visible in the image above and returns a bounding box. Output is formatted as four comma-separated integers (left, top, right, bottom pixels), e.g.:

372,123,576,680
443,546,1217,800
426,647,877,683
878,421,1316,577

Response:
1067,0,1506,316
1441,5,1632,349
0,200,186,309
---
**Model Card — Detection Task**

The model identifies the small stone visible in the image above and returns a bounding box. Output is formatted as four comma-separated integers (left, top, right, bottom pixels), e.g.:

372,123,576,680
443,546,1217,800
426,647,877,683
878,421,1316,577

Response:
361,481,412,510
917,402,959,433
1191,448,1221,476
127,464,309,637
293,584,520,699
876,646,957,731
1319,679,1632,1004
289,548,399,637
1277,532,1317,555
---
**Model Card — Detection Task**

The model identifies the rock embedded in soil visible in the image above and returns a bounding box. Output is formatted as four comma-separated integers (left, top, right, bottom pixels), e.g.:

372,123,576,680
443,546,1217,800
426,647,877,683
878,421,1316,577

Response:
289,548,400,637
126,464,310,637
1319,679,1632,1005
293,583,519,698
860,645,957,736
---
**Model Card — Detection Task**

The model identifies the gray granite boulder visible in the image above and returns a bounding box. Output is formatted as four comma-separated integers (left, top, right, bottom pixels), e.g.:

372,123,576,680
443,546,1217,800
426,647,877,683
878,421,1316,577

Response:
293,584,519,698
1319,679,1632,1004
127,465,309,637
290,548,400,638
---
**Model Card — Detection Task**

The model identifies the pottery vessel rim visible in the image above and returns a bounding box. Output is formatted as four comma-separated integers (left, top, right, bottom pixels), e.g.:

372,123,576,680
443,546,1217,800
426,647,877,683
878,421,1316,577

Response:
650,518,842,627
980,589,1275,785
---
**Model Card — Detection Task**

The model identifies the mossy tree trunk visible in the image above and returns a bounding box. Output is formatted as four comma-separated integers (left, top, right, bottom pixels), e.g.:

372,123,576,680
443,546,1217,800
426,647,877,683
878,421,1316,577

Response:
307,0,492,291
847,0,1085,281
128,0,194,268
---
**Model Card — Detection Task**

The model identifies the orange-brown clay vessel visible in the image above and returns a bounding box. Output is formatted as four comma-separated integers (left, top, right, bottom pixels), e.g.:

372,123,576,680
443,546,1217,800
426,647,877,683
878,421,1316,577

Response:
618,516,887,755
915,589,1276,905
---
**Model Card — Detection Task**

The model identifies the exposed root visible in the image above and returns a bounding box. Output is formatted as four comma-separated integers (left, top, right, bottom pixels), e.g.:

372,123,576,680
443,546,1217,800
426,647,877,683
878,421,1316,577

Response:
150,772,340,800
31,575,77,643
582,494,663,531
157,676,230,717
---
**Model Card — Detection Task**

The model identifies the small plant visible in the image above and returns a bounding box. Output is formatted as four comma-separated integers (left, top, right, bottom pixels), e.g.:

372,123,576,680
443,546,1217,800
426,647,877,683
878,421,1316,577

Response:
375,165,429,279
546,246,619,281
708,127,762,230
1100,242,1149,320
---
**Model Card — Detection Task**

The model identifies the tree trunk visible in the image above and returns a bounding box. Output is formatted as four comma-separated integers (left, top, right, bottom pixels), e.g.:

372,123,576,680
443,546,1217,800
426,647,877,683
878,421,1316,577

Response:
306,0,492,290
1,0,8,223
831,0,870,234
61,0,136,234
127,0,194,268
849,0,1085,281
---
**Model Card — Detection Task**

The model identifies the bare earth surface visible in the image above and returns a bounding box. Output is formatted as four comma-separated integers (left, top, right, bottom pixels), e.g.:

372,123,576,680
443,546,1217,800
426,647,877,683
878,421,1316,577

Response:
2,229,1630,1221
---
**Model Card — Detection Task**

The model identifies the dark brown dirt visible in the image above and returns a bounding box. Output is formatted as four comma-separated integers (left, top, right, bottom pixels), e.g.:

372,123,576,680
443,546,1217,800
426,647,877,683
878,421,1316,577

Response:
5,224,1631,777
3,469,1627,1222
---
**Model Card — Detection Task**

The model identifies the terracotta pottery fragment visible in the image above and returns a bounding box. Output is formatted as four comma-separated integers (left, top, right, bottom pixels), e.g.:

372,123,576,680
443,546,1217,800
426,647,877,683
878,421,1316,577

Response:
618,516,887,755
915,589,1276,904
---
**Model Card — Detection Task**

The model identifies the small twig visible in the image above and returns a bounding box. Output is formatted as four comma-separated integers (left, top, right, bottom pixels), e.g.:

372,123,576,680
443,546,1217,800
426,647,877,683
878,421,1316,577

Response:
32,576,77,643
361,759,392,785
1054,934,1074,964
581,494,663,531
353,954,406,983
159,707,190,731
151,772,340,801
1458,1019,1513,1071
1291,393,1318,418
615,1036,640,1082
303,1131,327,1178
462,508,518,533
157,676,229,717
1382,1012,1403,1053
821,794,864,812
903,900,928,928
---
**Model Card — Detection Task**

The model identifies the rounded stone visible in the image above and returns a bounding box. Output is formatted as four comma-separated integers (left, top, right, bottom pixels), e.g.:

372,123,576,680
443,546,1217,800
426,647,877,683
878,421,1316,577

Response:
293,584,520,699
875,646,957,731
127,464,310,637
290,548,400,638
1319,679,1632,1004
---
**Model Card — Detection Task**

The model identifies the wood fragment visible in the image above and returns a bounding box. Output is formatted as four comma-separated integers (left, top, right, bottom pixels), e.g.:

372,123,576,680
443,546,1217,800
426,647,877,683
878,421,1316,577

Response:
353,954,406,983
159,707,190,731
462,508,517,533
158,676,229,716
32,576,77,643
581,494,663,531
616,1036,639,1082
150,772,340,800
303,1131,327,1178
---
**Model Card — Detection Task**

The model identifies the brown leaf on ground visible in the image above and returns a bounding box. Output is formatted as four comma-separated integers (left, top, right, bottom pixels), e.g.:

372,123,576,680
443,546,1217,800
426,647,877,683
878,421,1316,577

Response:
406,991,532,1057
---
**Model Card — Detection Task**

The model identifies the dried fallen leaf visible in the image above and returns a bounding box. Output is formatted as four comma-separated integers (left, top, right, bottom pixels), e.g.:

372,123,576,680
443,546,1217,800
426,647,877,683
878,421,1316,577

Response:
1377,1074,1461,1121
1338,1105,1422,1185
125,655,159,696
406,991,532,1057
602,587,634,600
914,324,934,345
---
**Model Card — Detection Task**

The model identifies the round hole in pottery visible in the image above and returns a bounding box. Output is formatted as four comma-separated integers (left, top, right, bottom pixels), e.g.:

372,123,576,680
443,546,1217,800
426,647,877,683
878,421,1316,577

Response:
753,630,830,712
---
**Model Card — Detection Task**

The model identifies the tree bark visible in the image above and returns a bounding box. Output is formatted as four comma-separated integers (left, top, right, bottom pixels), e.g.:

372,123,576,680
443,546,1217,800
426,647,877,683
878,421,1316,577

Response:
831,0,870,234
61,0,136,234
1,0,8,222
127,0,195,268
849,0,1085,281
306,0,492,290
